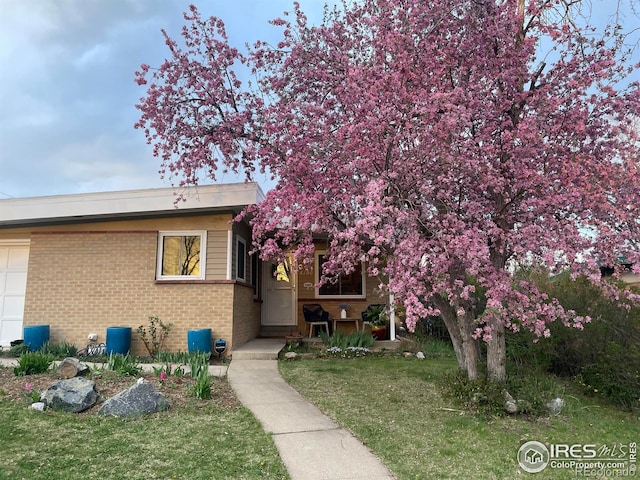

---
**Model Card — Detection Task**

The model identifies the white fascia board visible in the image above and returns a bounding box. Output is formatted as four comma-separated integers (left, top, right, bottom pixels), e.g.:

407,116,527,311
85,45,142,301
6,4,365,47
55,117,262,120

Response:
0,182,265,226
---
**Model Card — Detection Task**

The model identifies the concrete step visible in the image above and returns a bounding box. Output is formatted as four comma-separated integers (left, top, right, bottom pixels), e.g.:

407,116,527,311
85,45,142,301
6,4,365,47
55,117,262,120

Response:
231,338,285,360
259,326,299,337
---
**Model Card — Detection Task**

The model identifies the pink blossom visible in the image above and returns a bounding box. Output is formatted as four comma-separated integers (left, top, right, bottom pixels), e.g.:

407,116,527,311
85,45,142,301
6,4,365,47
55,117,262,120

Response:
136,0,640,379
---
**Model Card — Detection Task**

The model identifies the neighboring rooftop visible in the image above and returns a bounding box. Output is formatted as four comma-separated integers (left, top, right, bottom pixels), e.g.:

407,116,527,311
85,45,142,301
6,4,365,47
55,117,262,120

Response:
0,182,265,228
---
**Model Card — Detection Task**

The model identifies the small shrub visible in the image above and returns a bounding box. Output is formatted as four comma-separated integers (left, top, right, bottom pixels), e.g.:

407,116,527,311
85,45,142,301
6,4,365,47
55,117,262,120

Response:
106,353,141,376
506,366,567,416
137,316,173,358
441,365,565,417
442,370,506,417
512,272,640,411
577,342,640,411
13,352,53,376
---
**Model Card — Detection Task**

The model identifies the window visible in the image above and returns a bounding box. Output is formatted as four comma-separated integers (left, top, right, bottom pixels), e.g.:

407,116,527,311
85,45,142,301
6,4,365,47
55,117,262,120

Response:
157,231,206,280
315,253,365,298
236,236,247,281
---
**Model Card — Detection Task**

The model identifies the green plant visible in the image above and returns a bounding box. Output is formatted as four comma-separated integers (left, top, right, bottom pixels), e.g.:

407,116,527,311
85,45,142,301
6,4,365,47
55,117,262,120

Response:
442,370,507,417
511,272,640,411
106,353,141,376
13,352,53,376
155,350,191,364
191,367,212,399
363,305,388,326
577,342,640,411
415,338,455,359
320,330,375,350
153,362,185,379
188,351,210,378
136,315,173,358
6,343,29,357
347,331,375,348
24,382,40,403
39,341,78,358
325,346,371,358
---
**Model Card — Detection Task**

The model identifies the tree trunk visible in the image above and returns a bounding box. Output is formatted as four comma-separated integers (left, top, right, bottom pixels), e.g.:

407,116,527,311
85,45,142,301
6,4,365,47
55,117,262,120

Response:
435,298,479,380
459,317,480,380
486,320,506,382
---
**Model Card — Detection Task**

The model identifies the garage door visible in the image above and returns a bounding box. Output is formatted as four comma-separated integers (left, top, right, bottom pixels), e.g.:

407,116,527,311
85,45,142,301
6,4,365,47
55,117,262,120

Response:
0,243,30,347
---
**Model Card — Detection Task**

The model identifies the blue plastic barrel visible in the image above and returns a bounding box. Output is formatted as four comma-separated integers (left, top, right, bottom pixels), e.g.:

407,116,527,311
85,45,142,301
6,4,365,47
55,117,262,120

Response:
187,328,212,354
23,325,50,351
106,327,132,355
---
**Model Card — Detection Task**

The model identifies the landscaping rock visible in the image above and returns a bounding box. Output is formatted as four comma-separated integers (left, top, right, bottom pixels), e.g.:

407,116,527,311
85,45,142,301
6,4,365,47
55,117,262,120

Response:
546,397,565,415
30,402,46,412
41,377,98,413
403,352,414,358
57,357,89,379
98,378,169,417
284,352,298,360
504,390,518,414
416,352,425,360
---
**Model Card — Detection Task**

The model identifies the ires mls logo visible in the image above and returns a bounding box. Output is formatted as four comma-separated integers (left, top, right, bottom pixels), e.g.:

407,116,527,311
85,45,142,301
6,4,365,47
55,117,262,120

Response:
518,441,637,476
518,441,550,473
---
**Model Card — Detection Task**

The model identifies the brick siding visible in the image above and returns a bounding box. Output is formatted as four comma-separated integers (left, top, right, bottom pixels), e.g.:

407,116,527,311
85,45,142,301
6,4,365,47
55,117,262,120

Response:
22,229,252,355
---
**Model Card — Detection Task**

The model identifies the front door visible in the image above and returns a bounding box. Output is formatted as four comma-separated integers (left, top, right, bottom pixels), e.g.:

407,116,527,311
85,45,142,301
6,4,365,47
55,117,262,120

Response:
0,242,30,347
262,258,297,326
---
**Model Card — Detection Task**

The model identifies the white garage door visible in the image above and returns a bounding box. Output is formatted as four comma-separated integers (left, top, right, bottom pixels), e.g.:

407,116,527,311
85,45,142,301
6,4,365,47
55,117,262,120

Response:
0,243,30,347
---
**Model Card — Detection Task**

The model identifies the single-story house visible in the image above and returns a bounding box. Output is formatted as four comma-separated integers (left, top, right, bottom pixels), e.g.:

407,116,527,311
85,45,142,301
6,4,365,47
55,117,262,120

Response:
0,182,385,354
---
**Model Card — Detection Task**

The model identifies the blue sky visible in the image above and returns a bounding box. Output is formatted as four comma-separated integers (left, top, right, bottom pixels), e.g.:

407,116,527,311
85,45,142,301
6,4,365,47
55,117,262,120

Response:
0,0,637,199
0,0,337,198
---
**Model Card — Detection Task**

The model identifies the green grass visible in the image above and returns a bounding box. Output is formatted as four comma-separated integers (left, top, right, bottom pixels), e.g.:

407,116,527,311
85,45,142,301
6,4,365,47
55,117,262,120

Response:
279,355,638,480
0,393,288,480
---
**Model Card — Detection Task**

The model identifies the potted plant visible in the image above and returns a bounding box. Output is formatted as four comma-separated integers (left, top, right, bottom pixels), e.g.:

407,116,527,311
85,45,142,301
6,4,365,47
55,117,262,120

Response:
285,331,304,345
338,303,351,319
363,304,389,340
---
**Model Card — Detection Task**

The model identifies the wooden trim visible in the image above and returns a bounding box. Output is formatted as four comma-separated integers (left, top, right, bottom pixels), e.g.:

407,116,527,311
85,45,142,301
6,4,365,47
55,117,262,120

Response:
30,230,155,235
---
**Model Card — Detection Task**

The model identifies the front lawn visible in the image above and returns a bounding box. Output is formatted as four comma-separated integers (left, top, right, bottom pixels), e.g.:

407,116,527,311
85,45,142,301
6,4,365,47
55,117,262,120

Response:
0,369,289,480
279,355,638,480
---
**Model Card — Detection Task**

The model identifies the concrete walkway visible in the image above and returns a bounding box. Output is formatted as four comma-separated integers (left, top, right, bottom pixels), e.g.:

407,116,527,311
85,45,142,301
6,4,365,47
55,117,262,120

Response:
227,338,396,480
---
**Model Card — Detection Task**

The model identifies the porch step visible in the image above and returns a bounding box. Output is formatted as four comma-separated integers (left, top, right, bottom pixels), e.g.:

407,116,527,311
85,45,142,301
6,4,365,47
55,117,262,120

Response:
259,326,300,338
232,338,285,360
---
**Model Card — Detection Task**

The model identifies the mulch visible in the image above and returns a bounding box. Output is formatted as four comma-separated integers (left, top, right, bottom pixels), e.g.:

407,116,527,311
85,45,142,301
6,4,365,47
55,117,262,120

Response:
0,364,241,415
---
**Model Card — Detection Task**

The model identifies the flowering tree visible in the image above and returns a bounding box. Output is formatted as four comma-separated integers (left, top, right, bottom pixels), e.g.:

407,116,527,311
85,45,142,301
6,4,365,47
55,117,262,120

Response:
136,0,640,381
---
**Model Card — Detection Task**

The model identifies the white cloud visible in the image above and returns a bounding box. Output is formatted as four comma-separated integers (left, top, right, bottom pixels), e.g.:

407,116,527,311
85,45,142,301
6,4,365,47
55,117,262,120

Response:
74,43,111,70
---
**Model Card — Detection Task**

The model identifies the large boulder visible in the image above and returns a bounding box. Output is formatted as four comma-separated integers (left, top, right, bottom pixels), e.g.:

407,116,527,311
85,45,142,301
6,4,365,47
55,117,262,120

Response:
98,378,169,417
41,377,98,413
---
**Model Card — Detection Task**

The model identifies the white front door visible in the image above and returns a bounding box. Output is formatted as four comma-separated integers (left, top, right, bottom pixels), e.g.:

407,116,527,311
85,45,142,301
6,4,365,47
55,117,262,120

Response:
0,242,30,347
262,258,297,326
